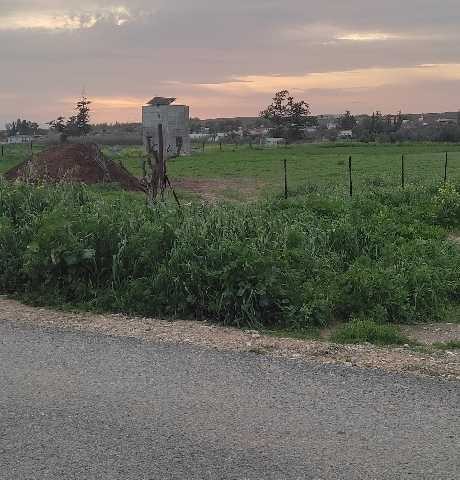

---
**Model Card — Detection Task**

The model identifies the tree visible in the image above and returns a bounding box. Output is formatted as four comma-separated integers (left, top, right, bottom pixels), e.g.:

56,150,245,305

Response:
260,90,311,141
5,118,39,136
48,95,92,141
48,116,67,133
338,111,356,130
74,96,92,135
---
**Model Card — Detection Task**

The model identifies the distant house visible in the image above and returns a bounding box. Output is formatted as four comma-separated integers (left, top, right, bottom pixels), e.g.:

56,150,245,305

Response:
7,135,33,144
437,118,457,126
264,137,285,146
338,130,353,139
248,127,270,136
190,133,211,141
327,122,338,130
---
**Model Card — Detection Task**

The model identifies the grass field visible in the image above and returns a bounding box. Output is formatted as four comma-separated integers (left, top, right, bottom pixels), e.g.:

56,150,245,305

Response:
1,143,460,338
2,142,460,200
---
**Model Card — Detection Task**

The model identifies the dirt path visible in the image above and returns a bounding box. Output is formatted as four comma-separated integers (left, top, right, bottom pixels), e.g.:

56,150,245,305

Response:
172,177,265,201
1,297,458,380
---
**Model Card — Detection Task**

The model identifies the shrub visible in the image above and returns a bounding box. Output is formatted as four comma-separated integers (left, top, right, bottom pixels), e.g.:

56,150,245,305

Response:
330,319,410,346
432,183,460,226
0,180,459,328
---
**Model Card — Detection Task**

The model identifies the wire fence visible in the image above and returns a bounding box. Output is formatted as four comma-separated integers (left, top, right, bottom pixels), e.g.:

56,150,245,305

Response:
2,143,460,199
280,151,460,198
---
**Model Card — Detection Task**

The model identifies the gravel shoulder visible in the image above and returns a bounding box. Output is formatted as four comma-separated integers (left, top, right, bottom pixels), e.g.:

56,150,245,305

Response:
0,297,458,380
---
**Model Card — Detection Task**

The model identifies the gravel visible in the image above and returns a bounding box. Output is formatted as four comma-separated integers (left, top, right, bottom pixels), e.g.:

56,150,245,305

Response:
0,298,459,380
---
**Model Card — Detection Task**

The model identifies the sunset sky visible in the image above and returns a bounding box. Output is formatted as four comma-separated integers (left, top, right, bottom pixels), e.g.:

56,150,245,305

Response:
1,0,460,126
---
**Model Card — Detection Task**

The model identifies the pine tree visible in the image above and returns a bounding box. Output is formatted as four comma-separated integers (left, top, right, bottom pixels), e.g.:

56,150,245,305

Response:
74,96,92,135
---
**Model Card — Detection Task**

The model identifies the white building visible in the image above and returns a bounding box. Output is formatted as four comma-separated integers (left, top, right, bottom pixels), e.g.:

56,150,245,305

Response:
338,130,353,139
264,137,285,146
190,133,212,141
7,135,32,144
142,97,191,156
437,118,456,126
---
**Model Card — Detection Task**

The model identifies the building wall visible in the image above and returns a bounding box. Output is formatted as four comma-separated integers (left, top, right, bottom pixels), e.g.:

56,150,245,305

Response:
142,105,191,156
7,135,32,144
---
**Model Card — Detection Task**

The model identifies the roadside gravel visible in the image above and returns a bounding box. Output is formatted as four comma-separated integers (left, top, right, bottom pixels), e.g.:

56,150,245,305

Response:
0,297,458,380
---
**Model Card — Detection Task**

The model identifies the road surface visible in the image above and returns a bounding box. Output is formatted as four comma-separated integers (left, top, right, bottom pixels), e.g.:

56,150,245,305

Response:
0,320,458,479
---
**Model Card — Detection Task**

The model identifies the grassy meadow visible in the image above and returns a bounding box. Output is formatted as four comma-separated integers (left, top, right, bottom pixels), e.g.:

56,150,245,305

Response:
1,142,460,341
2,142,460,200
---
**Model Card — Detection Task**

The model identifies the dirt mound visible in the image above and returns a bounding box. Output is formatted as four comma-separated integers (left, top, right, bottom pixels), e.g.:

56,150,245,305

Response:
5,143,144,192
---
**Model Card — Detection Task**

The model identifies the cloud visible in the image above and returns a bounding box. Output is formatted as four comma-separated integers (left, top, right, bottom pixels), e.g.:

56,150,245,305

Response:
1,0,460,124
335,32,404,42
0,5,133,31
197,64,460,94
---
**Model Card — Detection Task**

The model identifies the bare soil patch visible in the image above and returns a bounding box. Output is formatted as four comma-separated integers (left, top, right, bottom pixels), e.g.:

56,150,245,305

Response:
5,143,144,192
1,298,458,380
172,177,264,201
401,323,460,345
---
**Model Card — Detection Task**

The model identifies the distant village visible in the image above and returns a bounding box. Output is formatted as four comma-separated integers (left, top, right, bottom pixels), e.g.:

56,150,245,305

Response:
1,110,460,147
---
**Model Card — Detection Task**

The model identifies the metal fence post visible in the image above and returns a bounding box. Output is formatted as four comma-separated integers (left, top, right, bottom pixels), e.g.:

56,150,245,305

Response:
284,159,288,199
348,156,353,197
401,154,405,189
444,152,448,184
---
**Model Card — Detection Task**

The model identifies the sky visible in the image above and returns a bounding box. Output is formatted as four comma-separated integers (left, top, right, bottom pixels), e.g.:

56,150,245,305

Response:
1,0,460,126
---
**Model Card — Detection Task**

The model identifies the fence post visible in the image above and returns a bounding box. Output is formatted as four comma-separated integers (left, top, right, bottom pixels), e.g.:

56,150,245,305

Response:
348,156,353,197
284,159,288,199
444,152,448,184
1,144,3,159
401,154,405,189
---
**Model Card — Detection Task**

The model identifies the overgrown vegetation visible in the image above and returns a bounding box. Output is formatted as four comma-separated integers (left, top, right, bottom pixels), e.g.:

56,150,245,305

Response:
330,320,411,346
1,180,459,329
432,340,460,350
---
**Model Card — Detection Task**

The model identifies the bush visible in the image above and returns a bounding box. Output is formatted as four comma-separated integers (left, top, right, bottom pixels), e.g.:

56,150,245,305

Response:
0,180,459,328
432,183,460,225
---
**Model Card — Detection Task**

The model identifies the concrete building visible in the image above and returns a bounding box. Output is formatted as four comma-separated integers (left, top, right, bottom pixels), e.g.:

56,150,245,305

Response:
7,135,33,144
338,130,353,139
264,137,285,146
142,97,191,156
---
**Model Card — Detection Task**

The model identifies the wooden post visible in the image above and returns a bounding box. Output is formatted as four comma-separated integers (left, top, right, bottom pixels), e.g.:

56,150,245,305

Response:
401,154,405,189
1,144,3,158
219,141,222,152
284,159,288,199
348,156,353,197
444,152,448,184
158,124,166,195
202,141,205,153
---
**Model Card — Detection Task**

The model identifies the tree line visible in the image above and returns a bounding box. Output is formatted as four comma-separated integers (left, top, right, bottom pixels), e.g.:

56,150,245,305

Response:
4,96,92,142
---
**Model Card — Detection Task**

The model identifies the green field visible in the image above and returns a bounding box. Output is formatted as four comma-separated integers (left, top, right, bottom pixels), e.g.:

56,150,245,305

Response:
1,143,460,335
3,142,460,200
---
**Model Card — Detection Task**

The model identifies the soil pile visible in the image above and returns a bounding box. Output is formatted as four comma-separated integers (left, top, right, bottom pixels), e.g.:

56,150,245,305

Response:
5,143,144,192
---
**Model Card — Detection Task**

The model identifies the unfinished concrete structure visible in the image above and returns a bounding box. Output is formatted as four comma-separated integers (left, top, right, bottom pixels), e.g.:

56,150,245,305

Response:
142,97,191,157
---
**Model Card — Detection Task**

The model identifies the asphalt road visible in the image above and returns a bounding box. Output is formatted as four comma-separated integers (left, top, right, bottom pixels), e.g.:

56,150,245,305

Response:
0,321,458,480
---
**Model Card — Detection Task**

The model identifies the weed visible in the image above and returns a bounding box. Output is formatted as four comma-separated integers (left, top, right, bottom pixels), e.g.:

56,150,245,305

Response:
0,181,459,329
330,320,412,346
432,340,460,350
